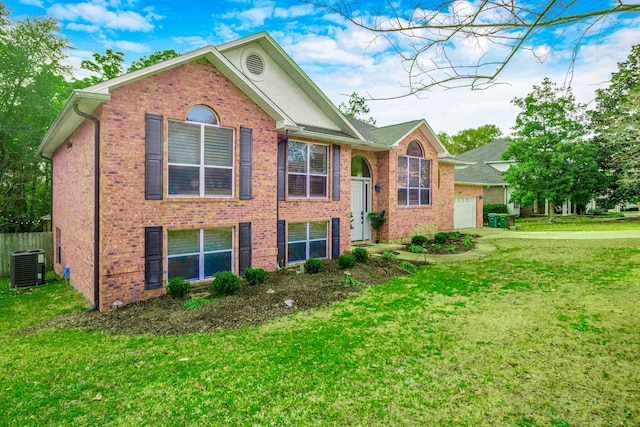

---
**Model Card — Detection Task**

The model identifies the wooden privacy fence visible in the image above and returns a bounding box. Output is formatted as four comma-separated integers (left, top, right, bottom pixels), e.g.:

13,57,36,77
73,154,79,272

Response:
0,232,53,277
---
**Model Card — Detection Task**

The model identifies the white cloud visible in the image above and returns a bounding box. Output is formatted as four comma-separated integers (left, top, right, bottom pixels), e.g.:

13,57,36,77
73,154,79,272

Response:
19,0,44,7
108,39,149,52
66,22,100,32
274,4,316,19
48,1,156,32
171,35,215,49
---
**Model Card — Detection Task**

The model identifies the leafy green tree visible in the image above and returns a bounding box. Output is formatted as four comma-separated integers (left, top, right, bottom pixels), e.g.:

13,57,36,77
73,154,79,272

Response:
439,124,502,154
127,50,179,73
79,49,125,85
339,92,376,125
502,78,602,207
0,3,71,232
591,44,640,204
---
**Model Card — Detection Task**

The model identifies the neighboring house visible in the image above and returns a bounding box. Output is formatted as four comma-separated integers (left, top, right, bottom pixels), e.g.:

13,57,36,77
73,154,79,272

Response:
454,139,579,218
38,32,463,311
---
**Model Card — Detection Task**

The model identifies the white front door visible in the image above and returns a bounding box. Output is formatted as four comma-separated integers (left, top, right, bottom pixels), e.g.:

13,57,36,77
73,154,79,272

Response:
351,179,371,241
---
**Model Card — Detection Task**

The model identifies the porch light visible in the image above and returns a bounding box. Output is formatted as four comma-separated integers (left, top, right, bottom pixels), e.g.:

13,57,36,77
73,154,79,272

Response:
374,183,381,192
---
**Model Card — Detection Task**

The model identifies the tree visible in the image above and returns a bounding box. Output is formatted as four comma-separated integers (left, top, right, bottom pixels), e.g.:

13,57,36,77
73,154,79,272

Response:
305,0,640,93
591,44,640,204
502,78,602,207
339,92,376,125
79,49,125,85
0,3,72,232
439,124,502,154
127,50,180,73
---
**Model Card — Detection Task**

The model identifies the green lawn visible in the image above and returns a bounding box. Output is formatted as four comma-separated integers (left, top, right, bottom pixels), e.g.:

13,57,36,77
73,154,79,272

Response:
515,214,639,231
1,237,639,426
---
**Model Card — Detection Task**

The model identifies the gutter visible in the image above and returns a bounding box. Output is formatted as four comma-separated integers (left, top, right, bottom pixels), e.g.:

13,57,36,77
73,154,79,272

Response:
73,104,101,312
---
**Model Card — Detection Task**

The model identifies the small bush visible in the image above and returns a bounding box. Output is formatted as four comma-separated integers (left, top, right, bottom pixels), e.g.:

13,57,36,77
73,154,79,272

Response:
352,247,369,263
183,297,214,311
398,261,418,273
244,268,269,286
483,204,509,222
463,234,474,247
304,258,324,274
167,277,191,299
431,243,442,249
210,271,241,296
434,232,450,245
342,276,364,286
379,250,398,261
337,254,356,269
444,246,457,253
410,235,428,247
408,244,424,253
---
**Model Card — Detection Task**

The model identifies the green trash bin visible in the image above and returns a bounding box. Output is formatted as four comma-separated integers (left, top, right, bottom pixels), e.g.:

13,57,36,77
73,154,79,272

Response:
498,214,509,229
488,213,499,228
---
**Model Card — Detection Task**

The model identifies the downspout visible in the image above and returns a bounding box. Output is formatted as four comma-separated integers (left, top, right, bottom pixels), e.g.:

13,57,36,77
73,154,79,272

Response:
277,130,290,268
73,104,101,312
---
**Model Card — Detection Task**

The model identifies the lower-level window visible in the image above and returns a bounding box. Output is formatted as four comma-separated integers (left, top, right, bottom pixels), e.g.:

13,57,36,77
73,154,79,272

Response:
288,221,327,264
167,228,233,280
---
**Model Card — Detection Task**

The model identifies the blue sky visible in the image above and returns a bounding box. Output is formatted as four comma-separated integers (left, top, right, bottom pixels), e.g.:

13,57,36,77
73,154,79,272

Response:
8,0,640,134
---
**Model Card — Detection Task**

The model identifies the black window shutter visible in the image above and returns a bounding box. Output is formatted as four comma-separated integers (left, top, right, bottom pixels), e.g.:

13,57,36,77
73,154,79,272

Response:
277,140,286,201
145,226,163,290
239,127,253,200
277,220,286,267
238,222,252,275
145,113,164,200
332,145,341,201
331,217,340,259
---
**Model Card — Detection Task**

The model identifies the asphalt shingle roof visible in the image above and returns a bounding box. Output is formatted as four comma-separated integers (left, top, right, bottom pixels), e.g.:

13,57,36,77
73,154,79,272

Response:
455,139,512,162
454,139,513,185
343,115,423,147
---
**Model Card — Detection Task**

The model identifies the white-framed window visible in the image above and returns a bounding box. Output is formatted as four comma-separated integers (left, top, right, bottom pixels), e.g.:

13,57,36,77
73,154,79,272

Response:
167,228,233,281
287,141,328,198
287,221,328,264
168,106,234,198
398,140,431,206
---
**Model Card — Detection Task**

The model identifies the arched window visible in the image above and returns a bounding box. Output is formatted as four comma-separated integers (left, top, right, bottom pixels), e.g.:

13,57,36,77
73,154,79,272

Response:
406,140,423,157
398,140,431,206
186,105,218,125
351,156,371,178
168,105,233,198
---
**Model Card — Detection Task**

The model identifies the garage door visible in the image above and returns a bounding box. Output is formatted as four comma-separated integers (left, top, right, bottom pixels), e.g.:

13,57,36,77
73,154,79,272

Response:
454,197,477,229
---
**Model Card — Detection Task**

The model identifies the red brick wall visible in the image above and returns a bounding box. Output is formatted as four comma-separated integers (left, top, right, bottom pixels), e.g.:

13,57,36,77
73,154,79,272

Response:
453,184,484,228
95,61,281,310
379,128,452,242
52,116,98,304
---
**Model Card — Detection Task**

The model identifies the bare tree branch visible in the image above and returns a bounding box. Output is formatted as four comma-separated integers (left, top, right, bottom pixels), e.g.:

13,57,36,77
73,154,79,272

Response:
303,0,640,95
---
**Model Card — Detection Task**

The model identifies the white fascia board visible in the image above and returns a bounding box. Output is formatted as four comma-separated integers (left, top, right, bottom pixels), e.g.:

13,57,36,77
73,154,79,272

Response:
37,90,111,159
389,120,450,154
220,32,366,141
289,128,388,151
440,157,474,165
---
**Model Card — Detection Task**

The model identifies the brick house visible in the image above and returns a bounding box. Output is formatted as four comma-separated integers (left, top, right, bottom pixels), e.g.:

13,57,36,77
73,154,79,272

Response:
38,32,468,311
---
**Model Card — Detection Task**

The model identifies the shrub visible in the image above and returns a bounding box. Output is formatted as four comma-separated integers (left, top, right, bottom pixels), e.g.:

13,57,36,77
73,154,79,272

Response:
167,277,191,299
379,250,398,261
463,234,474,247
483,204,509,222
410,235,428,246
408,244,424,253
210,271,241,296
352,247,369,263
183,297,213,311
244,268,269,286
304,258,324,274
337,254,356,269
398,261,418,273
445,246,457,253
434,232,450,245
342,276,364,286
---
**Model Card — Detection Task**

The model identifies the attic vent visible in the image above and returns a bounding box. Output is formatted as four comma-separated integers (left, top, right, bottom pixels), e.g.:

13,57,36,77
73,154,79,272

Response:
246,53,264,76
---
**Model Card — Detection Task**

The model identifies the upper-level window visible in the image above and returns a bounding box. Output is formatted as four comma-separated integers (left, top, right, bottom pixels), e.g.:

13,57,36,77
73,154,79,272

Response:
287,141,328,198
168,106,234,197
398,140,431,206
186,105,218,125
